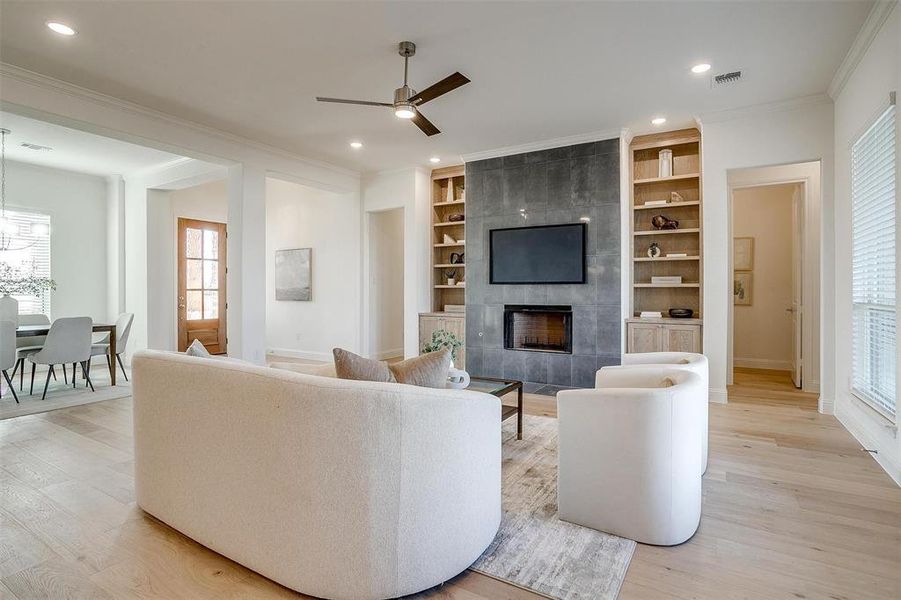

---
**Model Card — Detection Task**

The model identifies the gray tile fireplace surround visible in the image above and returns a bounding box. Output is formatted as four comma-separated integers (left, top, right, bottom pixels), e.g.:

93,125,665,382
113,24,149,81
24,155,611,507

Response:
464,138,622,390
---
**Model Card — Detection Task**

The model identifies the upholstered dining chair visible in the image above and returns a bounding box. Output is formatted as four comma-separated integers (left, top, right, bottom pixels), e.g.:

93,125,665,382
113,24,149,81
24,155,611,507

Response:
90,312,134,382
12,313,53,390
0,320,19,403
28,317,94,400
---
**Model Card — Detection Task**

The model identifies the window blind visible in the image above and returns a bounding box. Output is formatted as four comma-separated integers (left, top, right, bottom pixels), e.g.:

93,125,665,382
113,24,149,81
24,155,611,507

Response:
0,209,52,316
851,103,896,420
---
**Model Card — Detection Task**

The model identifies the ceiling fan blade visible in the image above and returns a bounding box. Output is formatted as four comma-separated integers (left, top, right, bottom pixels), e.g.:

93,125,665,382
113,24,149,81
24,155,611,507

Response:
411,110,440,136
315,97,393,107
409,72,470,105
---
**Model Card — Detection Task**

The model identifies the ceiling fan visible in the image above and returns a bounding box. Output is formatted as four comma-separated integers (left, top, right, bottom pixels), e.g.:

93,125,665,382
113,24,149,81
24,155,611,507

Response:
316,41,470,137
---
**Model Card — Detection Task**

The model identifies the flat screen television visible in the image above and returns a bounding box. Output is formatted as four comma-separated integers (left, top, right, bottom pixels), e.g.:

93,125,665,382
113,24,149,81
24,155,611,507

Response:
489,223,586,284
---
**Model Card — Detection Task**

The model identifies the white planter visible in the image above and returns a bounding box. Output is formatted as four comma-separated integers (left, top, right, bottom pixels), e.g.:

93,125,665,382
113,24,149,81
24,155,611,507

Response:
0,295,18,326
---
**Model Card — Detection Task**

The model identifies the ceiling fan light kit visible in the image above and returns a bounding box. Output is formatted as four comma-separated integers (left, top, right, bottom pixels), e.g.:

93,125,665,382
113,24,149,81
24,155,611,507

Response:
316,41,470,136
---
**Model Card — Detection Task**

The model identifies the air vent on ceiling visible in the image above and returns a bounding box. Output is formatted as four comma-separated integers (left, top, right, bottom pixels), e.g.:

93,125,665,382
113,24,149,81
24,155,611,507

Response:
712,70,743,87
21,142,53,151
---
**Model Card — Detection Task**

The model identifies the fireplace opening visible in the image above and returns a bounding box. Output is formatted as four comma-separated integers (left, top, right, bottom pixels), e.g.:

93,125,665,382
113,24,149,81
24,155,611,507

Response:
504,305,573,354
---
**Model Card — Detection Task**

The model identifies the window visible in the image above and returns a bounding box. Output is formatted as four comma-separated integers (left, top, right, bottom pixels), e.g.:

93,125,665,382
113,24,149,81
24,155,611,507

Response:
851,103,896,420
0,209,52,315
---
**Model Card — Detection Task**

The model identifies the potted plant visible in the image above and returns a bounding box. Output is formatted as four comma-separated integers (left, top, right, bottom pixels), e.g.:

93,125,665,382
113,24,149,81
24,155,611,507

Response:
445,269,457,286
421,329,469,389
0,263,56,325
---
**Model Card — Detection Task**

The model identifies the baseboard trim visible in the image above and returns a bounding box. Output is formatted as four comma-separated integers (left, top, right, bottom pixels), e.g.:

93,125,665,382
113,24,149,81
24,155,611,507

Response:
734,357,793,371
266,348,332,363
835,402,901,487
709,388,728,404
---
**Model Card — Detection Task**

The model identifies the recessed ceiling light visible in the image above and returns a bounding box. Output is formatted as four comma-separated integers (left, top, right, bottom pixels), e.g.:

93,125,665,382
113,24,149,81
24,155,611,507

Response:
429,157,440,164
651,117,667,126
691,63,711,74
46,21,76,36
349,140,363,149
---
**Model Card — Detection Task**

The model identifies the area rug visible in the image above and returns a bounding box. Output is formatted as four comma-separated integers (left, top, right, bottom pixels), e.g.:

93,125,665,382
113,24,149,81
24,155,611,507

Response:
467,414,635,599
0,366,132,420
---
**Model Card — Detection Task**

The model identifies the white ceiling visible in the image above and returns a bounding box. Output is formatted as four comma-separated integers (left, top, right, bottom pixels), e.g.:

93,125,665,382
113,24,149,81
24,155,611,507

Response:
0,111,185,177
0,1,871,173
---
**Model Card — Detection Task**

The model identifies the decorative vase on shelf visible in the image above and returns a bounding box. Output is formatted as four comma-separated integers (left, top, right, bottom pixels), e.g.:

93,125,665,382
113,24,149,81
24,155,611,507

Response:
447,277,456,286
446,181,454,202
647,242,662,258
447,360,471,390
0,295,18,326
658,148,673,178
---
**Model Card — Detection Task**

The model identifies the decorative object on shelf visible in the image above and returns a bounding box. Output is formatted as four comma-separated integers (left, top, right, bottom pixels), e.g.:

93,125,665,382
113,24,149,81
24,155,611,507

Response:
733,237,754,271
442,233,457,244
668,308,694,318
658,148,673,178
448,213,464,223
647,242,662,258
275,248,312,301
421,329,469,389
459,188,465,201
640,311,663,319
446,181,455,202
456,280,465,286
444,304,465,313
733,272,752,306
651,215,679,230
644,199,669,207
449,252,464,264
0,263,56,326
671,191,684,202
666,252,687,258
651,276,682,285
445,269,457,286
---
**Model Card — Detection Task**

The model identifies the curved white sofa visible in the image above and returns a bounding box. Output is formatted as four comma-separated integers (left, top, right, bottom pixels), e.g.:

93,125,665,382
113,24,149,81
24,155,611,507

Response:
557,367,704,546
610,352,709,473
132,350,502,600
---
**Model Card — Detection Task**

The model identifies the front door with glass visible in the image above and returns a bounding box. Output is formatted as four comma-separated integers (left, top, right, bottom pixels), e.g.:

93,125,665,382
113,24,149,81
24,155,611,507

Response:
177,218,227,353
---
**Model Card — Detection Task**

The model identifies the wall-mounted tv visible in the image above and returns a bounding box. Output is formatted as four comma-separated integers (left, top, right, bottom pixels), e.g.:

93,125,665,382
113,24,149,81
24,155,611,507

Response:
489,223,586,284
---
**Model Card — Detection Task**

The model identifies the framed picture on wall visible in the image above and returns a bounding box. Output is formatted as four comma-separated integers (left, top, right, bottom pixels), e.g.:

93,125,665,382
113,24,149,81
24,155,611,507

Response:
275,248,312,301
733,271,752,306
733,237,754,271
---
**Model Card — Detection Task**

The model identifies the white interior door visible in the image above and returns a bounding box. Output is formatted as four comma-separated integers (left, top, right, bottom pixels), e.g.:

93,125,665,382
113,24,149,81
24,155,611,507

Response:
790,186,803,388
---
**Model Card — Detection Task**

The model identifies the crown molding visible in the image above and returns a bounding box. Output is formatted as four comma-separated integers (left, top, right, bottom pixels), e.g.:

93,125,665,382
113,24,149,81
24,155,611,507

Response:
0,62,360,180
460,128,621,163
827,1,897,100
695,93,832,125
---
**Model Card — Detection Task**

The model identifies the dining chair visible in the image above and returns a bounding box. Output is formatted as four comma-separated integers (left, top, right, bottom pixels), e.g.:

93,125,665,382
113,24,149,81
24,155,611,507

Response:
28,317,94,400
12,314,57,390
90,312,134,382
0,320,19,403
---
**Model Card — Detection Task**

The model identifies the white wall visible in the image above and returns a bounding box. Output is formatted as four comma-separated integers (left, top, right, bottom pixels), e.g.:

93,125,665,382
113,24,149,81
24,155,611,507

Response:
732,184,796,370
361,168,431,358
368,208,404,359
265,177,361,360
699,100,834,405
146,179,228,351
5,160,108,321
832,4,899,484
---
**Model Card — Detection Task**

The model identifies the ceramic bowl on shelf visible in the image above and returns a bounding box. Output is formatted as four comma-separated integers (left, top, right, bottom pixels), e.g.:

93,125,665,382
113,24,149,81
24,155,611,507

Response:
668,308,694,319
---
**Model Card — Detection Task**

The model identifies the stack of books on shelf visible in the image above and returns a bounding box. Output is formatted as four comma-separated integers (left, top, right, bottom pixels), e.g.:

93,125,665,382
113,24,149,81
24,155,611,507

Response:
639,311,663,319
651,276,683,285
644,199,668,207
666,252,688,258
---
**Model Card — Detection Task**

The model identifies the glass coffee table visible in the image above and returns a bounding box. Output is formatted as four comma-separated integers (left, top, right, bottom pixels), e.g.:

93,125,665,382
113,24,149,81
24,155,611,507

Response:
467,377,524,440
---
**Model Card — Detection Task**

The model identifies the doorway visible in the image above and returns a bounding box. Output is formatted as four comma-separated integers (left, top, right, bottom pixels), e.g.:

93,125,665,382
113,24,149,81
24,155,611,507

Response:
177,218,227,353
367,208,404,360
731,183,803,387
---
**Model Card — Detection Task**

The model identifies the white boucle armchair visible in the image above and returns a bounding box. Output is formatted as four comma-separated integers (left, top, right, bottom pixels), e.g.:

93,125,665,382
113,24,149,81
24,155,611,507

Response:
557,367,704,546
133,350,502,600
607,352,709,473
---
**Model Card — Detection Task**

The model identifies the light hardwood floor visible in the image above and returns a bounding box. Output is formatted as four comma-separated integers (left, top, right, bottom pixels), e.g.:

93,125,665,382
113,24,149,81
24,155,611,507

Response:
0,372,898,599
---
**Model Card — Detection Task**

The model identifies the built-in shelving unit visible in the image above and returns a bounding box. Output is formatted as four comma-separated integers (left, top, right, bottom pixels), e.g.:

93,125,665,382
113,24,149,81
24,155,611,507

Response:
430,165,466,312
627,128,704,353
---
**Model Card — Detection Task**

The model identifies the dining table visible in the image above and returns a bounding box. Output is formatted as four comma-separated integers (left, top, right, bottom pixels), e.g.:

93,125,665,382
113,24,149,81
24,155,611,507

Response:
16,322,119,386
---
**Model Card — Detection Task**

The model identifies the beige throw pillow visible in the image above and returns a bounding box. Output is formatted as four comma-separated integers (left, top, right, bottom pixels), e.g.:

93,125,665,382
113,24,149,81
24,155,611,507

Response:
389,348,451,389
333,348,396,383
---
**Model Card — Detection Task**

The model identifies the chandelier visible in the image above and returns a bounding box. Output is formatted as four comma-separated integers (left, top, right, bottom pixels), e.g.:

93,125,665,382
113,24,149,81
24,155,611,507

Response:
0,128,48,252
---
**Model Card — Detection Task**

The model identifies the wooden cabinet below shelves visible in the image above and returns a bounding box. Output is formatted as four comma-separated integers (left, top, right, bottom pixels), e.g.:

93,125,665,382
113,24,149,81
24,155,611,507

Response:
419,313,465,370
626,319,701,353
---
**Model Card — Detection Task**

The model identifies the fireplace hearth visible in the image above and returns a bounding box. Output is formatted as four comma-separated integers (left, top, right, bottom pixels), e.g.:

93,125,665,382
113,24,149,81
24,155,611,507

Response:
504,305,573,354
